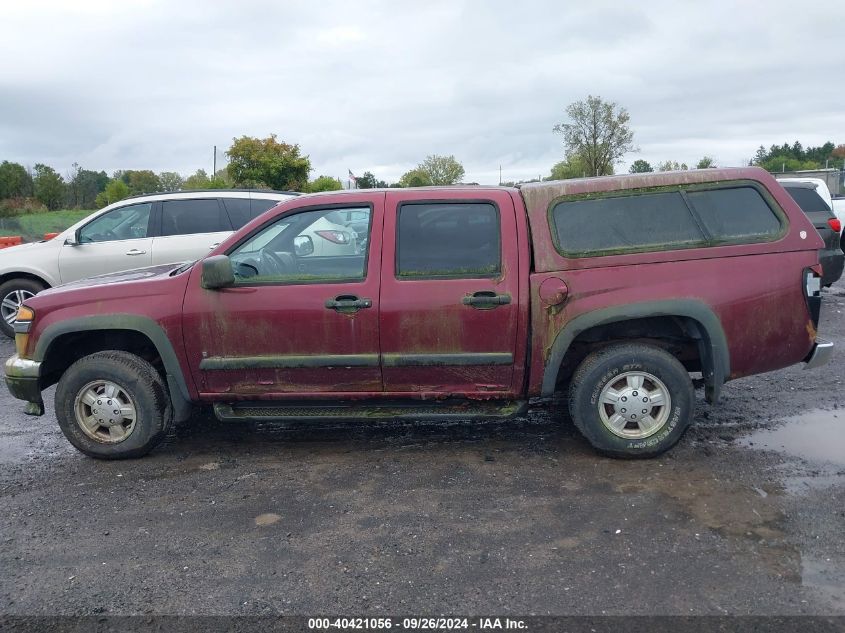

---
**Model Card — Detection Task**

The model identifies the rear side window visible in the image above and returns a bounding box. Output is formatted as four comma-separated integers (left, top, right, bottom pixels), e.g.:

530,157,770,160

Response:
686,187,782,240
396,202,500,278
551,192,704,256
251,198,279,217
783,186,832,213
222,198,252,229
551,183,784,257
160,199,230,236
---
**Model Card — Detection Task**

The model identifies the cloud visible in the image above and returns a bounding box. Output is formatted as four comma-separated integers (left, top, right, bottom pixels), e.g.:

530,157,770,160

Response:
0,0,842,183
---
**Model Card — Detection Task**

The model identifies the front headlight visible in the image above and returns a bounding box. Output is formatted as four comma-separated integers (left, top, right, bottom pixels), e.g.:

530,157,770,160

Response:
14,305,34,357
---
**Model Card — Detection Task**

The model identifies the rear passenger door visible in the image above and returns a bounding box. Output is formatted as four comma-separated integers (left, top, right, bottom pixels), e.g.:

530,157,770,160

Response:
150,198,233,265
379,191,521,396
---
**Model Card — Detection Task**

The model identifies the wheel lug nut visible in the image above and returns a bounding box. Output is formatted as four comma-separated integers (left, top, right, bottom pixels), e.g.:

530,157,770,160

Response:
114,410,119,415
621,408,627,413
642,409,648,414
621,396,627,402
632,391,638,396
643,397,648,402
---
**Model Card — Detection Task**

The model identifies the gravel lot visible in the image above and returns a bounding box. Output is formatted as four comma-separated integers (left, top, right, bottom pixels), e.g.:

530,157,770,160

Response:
1,282,844,617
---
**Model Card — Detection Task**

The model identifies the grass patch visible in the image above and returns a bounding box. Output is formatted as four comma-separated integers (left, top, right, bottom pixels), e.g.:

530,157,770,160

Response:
0,209,93,242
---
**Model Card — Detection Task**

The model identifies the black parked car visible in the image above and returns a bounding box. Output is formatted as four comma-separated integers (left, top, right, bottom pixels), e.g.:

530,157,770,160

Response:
779,180,844,287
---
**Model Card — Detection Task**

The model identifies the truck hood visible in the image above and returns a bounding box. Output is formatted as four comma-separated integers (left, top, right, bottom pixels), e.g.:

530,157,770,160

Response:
46,262,192,292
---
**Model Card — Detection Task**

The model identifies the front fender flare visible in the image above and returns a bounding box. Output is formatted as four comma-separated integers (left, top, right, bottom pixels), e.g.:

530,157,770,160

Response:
34,315,193,421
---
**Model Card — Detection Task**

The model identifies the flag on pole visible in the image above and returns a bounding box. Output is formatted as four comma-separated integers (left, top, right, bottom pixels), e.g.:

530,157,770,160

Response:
348,169,357,189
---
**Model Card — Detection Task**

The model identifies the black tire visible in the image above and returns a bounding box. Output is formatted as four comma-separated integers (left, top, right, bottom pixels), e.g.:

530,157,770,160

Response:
55,351,172,459
0,277,46,339
568,343,694,459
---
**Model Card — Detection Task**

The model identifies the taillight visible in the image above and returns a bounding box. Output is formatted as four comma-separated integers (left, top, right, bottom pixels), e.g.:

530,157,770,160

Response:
315,230,350,245
828,218,841,233
804,267,822,327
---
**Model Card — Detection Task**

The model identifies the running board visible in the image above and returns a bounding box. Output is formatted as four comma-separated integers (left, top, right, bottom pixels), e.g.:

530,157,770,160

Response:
213,400,528,422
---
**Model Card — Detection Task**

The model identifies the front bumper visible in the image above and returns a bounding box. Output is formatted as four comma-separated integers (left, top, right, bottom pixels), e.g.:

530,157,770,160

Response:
805,339,834,370
4,354,44,415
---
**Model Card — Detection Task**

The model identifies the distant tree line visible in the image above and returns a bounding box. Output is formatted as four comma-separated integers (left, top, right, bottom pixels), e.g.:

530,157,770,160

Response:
0,135,468,217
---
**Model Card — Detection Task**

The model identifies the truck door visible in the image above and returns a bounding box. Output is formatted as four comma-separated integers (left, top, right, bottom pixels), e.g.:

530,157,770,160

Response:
379,191,521,397
182,193,385,397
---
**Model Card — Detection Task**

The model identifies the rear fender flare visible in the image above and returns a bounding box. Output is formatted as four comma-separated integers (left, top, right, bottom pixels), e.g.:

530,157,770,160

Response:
542,300,730,402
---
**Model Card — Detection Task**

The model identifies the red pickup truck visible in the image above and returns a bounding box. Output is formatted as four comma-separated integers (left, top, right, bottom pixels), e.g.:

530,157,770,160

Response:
4,167,832,459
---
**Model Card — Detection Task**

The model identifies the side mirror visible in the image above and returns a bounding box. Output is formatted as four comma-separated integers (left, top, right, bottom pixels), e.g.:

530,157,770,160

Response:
201,255,235,289
64,230,80,246
294,235,314,257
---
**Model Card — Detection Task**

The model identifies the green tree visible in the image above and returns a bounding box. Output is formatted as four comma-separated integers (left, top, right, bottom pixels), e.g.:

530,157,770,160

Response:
832,145,845,168
629,159,654,173
183,169,211,190
67,164,108,208
0,161,33,198
307,175,343,192
398,168,433,188
356,171,388,189
657,160,688,171
118,169,161,195
417,154,465,185
553,95,635,177
159,171,184,192
33,164,65,210
94,179,130,208
227,134,311,191
547,155,589,180
696,156,716,169
759,155,819,172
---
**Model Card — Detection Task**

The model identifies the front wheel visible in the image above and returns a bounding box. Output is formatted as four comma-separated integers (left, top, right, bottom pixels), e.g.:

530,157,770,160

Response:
569,343,694,458
0,278,45,339
55,351,172,459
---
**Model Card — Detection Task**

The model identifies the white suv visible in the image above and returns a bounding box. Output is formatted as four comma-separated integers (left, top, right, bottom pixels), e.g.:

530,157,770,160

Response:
0,189,298,338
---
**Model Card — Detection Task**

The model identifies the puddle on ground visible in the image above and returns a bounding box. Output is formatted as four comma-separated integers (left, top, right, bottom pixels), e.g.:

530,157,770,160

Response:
739,409,845,468
802,554,845,611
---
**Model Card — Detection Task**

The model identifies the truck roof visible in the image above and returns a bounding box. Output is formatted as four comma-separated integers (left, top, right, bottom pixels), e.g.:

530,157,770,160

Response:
520,166,775,213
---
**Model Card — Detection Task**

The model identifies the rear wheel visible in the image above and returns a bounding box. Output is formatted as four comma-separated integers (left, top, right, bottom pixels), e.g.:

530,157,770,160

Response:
0,278,45,339
55,351,172,459
569,343,694,458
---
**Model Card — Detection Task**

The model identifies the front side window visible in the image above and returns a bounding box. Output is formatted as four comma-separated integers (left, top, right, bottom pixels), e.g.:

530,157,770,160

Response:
229,206,371,284
78,203,152,243
160,199,229,236
396,203,500,278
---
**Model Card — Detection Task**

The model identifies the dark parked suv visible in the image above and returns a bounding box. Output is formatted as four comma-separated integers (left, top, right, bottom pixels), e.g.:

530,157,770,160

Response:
779,179,844,286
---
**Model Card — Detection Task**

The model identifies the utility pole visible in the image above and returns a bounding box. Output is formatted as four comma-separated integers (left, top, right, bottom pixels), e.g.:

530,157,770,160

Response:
499,165,502,185
213,145,217,177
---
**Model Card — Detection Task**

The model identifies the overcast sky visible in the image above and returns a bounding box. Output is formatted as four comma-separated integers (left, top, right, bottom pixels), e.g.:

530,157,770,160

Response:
1,0,843,185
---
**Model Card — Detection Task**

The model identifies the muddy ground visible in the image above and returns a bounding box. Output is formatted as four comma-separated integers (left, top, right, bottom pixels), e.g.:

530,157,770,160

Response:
1,283,844,617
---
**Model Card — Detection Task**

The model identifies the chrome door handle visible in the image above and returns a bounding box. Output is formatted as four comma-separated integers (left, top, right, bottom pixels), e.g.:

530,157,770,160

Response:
126,249,147,256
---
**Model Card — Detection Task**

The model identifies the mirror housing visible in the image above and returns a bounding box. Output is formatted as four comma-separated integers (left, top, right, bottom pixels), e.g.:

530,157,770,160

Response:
201,255,235,289
294,235,314,257
64,230,80,246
